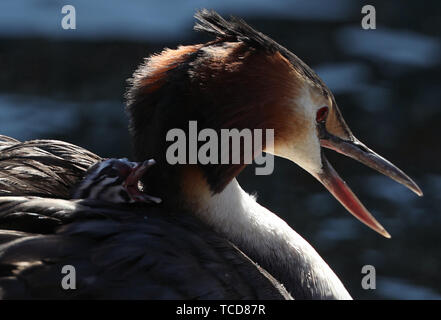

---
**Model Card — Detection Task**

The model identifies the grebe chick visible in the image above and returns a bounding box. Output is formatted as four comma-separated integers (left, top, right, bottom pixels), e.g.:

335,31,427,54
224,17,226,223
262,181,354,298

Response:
72,158,162,204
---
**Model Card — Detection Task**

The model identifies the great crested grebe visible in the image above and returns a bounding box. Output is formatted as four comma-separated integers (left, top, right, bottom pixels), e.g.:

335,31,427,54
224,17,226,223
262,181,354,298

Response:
0,10,422,299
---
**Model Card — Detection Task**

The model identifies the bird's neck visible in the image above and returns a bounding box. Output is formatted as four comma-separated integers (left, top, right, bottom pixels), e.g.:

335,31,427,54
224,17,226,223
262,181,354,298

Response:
190,178,351,299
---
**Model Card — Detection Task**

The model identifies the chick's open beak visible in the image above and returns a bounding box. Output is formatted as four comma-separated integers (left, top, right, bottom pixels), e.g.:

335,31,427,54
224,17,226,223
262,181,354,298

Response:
314,128,422,238
124,159,162,204
125,159,156,187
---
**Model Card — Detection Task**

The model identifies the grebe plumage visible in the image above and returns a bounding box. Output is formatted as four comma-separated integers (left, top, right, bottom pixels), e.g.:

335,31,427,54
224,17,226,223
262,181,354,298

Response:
0,10,422,299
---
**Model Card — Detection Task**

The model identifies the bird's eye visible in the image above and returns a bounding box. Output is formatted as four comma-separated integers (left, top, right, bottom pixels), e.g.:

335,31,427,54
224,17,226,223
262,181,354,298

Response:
316,106,329,123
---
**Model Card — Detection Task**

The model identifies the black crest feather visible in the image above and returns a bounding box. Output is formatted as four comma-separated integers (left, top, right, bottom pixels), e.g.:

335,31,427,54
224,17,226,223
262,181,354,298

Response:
194,9,280,53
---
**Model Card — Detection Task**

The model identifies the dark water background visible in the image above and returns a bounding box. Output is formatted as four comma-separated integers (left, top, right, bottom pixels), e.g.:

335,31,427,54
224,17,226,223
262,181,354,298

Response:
0,0,440,299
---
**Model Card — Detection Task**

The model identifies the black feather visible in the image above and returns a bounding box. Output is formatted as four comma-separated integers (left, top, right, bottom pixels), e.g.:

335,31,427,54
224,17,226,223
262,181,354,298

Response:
0,137,101,199
0,196,291,299
194,9,279,53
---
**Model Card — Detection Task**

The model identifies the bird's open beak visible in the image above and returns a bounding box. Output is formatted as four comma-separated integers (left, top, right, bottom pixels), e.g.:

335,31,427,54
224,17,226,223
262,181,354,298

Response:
125,159,156,187
314,130,422,238
124,159,162,204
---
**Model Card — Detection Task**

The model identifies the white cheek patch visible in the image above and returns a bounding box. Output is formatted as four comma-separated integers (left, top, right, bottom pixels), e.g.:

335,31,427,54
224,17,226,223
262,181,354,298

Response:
275,86,323,175
282,133,322,175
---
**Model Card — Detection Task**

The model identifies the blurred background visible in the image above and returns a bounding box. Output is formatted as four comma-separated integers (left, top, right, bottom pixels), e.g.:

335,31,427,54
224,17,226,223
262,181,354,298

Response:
0,0,440,299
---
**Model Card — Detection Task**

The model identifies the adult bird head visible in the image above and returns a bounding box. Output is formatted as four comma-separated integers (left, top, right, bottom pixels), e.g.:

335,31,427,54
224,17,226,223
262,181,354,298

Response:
126,9,422,237
273,82,422,238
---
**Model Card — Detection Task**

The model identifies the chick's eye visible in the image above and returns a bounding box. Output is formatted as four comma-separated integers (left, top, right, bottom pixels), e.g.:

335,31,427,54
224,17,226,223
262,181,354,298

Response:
316,106,329,123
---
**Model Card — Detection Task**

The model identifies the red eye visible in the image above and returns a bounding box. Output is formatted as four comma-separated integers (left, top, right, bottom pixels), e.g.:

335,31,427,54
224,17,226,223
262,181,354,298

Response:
316,106,329,123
